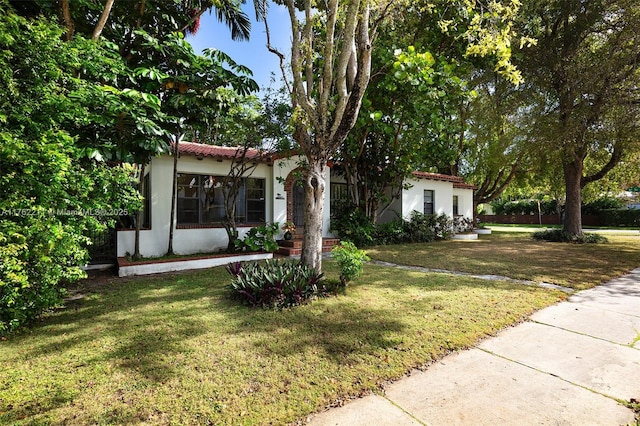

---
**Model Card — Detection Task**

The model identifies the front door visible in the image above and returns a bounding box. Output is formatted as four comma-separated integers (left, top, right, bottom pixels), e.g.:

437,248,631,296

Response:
292,180,305,228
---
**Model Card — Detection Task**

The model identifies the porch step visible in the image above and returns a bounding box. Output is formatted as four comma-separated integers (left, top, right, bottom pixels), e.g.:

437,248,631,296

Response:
277,238,340,257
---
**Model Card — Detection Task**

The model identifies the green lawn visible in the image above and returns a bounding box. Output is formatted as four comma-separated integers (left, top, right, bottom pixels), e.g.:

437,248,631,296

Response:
1,259,565,425
367,231,640,290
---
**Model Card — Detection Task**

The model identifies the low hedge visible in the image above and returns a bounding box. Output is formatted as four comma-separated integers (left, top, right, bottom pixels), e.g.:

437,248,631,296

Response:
599,209,640,227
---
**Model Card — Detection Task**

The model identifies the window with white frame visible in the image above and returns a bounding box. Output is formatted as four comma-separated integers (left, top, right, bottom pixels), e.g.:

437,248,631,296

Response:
453,195,459,216
424,189,434,215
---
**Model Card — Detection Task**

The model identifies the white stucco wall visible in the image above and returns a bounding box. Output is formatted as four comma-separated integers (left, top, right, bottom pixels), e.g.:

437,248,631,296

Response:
402,178,455,219
118,153,336,258
117,154,274,257
453,187,474,219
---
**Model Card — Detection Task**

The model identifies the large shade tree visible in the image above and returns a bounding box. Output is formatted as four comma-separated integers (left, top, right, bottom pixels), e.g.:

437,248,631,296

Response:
517,0,640,237
262,0,529,269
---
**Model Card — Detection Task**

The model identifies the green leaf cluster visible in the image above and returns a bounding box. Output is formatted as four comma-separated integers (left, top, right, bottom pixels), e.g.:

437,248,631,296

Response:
226,259,325,308
0,5,144,334
235,223,281,253
330,242,370,286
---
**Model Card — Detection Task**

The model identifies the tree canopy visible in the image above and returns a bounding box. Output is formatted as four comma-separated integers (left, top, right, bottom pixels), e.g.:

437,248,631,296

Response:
516,0,640,235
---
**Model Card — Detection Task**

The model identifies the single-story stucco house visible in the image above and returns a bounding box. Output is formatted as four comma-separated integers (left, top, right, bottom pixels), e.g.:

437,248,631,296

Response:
116,142,475,258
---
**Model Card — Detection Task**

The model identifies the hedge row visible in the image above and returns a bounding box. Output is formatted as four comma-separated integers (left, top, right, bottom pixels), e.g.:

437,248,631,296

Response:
599,209,640,227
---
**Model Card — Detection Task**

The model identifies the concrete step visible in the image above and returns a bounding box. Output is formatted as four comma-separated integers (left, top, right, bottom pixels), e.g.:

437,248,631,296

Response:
277,238,340,257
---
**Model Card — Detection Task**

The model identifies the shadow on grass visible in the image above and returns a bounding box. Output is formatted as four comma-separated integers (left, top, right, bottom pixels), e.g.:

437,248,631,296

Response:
226,303,407,362
1,256,569,425
2,266,413,424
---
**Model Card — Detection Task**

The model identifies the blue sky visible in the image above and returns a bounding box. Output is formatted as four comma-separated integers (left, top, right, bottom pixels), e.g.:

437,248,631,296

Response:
186,3,291,92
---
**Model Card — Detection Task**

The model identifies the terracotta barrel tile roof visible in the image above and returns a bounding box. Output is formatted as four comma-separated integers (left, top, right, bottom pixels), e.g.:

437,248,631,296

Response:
453,182,478,190
173,141,269,162
412,171,476,190
411,171,464,183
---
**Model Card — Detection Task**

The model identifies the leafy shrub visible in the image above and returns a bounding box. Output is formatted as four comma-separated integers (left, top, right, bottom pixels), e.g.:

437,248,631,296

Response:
532,229,608,244
331,205,454,247
329,202,376,247
226,259,325,308
331,241,370,286
374,220,406,245
583,197,625,215
235,223,280,252
403,211,452,242
0,132,140,335
598,209,640,227
452,217,474,234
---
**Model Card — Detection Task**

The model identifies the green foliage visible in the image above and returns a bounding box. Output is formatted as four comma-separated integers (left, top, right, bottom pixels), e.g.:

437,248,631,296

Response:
491,199,550,215
532,229,608,244
235,223,280,253
582,198,625,215
331,242,370,287
226,259,325,308
599,209,640,227
373,220,407,245
0,7,142,334
331,206,453,247
0,131,139,335
402,211,452,242
491,197,626,217
329,202,376,247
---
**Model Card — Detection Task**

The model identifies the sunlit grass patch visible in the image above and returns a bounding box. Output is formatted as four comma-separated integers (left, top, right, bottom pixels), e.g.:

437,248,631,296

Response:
367,232,640,290
0,260,564,425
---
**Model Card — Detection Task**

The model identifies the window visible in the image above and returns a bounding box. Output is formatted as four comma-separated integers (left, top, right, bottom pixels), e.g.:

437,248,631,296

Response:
424,190,434,215
177,174,265,225
330,182,349,211
453,195,459,216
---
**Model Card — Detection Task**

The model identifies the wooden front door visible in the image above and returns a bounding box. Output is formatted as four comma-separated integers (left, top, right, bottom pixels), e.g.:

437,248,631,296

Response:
292,181,305,228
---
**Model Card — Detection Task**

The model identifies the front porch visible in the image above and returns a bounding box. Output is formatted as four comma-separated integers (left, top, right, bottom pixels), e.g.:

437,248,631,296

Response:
277,237,341,256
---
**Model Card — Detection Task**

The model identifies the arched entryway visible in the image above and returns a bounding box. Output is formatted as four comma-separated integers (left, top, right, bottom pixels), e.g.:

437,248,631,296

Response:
284,168,307,233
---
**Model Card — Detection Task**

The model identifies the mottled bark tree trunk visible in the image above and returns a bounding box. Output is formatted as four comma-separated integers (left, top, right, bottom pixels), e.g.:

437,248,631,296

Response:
301,158,327,270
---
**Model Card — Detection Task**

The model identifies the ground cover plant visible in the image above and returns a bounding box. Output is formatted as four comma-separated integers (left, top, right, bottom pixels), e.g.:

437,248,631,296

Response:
532,229,608,244
0,261,564,425
226,259,325,308
367,231,640,290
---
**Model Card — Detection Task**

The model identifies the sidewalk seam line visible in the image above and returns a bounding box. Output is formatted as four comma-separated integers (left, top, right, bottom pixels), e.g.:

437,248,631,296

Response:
476,346,630,405
529,319,640,350
376,391,429,426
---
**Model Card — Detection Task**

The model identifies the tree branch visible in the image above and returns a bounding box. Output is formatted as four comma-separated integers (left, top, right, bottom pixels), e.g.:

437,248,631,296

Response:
92,0,115,41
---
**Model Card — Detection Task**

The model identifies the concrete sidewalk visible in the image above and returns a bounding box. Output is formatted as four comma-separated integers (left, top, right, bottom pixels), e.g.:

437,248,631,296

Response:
308,268,640,425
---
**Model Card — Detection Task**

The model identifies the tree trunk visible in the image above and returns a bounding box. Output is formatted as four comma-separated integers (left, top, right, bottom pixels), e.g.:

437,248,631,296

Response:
91,0,115,41
167,139,179,255
133,163,145,259
58,0,74,41
301,157,326,271
562,158,583,237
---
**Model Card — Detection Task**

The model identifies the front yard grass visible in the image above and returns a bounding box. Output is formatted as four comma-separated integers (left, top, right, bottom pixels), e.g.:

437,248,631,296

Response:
0,261,565,425
367,231,640,290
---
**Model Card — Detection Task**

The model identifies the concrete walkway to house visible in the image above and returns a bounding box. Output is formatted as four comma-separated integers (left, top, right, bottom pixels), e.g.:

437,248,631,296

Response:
308,267,640,425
